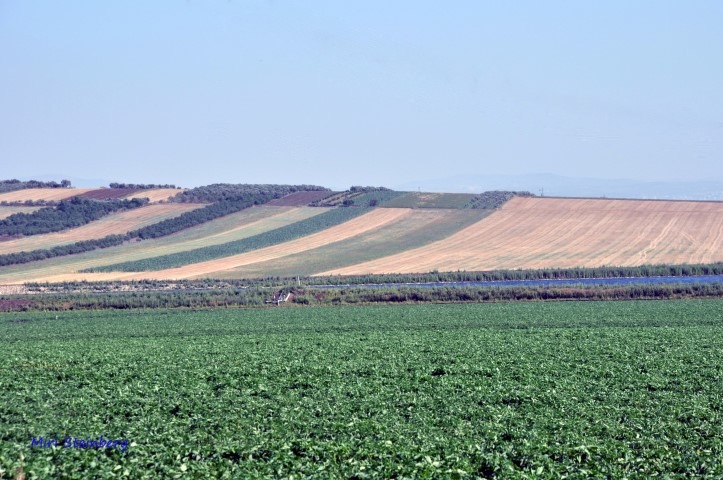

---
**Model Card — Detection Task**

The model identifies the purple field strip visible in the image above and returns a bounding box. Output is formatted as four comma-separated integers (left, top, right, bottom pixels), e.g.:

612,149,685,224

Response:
75,189,141,200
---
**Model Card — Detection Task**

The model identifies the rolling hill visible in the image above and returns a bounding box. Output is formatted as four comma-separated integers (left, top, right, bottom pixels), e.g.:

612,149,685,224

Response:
0,183,721,285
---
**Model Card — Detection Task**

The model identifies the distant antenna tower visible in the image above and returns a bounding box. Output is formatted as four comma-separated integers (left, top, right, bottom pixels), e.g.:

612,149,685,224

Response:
540,187,544,197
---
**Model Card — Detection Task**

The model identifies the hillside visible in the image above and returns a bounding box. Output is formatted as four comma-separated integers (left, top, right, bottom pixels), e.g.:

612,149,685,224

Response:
322,197,723,275
0,183,721,285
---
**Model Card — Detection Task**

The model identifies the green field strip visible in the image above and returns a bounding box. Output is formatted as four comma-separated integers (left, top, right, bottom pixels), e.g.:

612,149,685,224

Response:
0,206,327,284
212,209,491,278
345,190,407,207
381,191,478,209
88,207,373,272
2,300,722,477
0,206,42,220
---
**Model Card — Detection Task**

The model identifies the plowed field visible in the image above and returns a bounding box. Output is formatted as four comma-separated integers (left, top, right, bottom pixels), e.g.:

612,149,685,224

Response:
321,197,723,275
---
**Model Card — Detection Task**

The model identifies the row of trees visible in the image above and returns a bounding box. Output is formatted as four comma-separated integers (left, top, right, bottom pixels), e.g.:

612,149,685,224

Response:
294,283,723,305
21,263,719,293
108,183,179,189
309,263,723,285
0,198,258,266
3,283,722,312
130,198,270,240
172,184,329,204
0,197,148,236
0,235,129,267
0,179,71,192
465,191,534,209
0,185,328,266
349,186,392,192
1,199,61,206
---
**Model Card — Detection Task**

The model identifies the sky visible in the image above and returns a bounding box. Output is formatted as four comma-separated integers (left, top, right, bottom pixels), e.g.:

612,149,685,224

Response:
1,1,722,190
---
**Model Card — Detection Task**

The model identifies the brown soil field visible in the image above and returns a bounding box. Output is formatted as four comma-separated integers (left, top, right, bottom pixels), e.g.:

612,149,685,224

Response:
75,188,140,199
320,197,723,275
0,203,204,255
0,188,94,202
266,191,337,206
125,188,183,203
21,208,414,282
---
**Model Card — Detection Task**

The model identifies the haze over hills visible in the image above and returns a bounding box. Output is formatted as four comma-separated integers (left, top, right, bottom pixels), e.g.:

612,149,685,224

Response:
396,174,723,201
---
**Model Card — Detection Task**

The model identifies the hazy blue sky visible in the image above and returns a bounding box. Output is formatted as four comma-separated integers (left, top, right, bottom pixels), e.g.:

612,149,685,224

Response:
2,1,721,189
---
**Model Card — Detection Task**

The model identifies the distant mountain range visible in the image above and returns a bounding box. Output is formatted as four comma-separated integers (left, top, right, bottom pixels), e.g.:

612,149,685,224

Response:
395,174,723,201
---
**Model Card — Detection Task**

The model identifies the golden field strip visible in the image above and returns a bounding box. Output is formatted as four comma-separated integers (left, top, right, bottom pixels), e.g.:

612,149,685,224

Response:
0,206,327,284
0,188,94,202
321,197,723,275
125,188,184,203
0,206,41,219
0,204,204,255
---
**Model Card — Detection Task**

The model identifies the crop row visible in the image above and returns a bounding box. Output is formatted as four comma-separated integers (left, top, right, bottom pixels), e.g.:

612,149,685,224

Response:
87,207,372,272
1,300,722,478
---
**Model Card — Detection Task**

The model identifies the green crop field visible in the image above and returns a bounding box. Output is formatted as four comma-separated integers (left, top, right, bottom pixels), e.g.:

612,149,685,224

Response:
348,190,407,207
2,300,722,478
381,192,479,209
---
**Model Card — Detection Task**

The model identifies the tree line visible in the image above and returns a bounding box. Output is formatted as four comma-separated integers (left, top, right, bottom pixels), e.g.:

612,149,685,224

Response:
309,263,723,285
18,263,718,292
108,183,179,189
171,184,329,203
0,197,148,236
2,282,721,312
465,191,534,209
0,184,329,267
0,179,71,193
291,283,723,305
0,198,257,266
